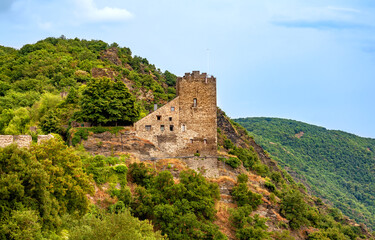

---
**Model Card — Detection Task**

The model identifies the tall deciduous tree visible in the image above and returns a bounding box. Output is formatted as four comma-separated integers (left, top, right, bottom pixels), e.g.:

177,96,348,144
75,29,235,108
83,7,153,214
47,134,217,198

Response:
79,77,139,125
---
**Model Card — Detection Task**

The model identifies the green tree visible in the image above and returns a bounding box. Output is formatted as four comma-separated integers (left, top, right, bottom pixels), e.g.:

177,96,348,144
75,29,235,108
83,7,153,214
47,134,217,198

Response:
79,77,139,125
280,189,309,230
65,210,166,240
0,139,93,238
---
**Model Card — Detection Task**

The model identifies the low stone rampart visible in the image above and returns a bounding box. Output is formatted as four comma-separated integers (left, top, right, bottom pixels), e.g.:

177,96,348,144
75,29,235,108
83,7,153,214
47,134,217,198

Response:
0,134,54,148
0,135,14,148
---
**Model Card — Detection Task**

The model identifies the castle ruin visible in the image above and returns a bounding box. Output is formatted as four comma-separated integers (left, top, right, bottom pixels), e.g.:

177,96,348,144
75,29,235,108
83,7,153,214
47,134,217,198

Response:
135,71,217,157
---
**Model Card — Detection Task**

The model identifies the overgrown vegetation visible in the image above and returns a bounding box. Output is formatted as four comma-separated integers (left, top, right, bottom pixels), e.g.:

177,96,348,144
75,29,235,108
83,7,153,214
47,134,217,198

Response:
0,37,177,138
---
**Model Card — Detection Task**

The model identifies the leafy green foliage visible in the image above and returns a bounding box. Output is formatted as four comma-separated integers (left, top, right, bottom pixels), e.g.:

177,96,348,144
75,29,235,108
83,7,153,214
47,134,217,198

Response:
64,210,166,240
0,139,92,238
231,183,263,209
280,188,309,230
0,37,177,137
230,176,269,240
235,117,375,230
78,77,139,125
219,157,241,168
228,146,258,170
127,163,225,240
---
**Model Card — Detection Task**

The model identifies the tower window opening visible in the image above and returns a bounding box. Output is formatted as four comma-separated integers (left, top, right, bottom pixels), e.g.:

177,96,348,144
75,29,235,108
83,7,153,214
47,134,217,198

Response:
160,125,165,131
157,115,161,120
171,107,175,111
169,117,172,121
193,98,197,107
145,125,151,131
170,125,174,131
204,139,207,144
182,124,186,132
190,139,193,143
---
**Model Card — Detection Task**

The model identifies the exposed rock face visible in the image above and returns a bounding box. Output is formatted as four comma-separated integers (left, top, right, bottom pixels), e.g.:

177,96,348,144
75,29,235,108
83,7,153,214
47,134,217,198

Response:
81,130,163,159
217,109,279,171
91,68,118,80
100,47,122,66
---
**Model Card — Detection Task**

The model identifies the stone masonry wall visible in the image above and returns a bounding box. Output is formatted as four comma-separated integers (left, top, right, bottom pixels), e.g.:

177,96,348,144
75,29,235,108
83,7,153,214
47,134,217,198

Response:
135,97,180,157
0,134,54,148
0,135,14,148
133,71,217,158
176,71,217,156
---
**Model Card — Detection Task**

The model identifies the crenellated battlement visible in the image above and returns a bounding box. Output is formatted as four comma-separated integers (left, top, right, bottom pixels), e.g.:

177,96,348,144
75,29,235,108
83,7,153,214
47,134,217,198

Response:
177,71,216,83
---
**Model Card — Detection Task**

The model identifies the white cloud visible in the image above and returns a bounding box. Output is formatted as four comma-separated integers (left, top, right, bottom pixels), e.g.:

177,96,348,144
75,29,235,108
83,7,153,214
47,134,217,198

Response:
327,6,361,13
270,4,365,30
73,0,133,22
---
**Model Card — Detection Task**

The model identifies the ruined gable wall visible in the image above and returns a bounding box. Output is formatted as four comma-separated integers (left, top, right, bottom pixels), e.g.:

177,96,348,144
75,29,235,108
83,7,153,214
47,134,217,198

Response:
134,97,181,156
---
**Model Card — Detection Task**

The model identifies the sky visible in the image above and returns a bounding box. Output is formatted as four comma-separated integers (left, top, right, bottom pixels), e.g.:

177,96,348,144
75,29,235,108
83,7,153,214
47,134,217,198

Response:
1,0,375,138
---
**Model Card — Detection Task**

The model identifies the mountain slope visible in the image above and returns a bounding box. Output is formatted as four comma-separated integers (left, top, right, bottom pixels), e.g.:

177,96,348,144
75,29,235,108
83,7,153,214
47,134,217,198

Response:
234,117,375,230
1,37,374,239
0,37,177,137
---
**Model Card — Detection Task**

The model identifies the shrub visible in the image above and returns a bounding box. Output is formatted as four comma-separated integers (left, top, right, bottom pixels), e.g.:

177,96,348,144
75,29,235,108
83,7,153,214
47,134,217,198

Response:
264,181,276,192
237,174,248,184
232,183,263,209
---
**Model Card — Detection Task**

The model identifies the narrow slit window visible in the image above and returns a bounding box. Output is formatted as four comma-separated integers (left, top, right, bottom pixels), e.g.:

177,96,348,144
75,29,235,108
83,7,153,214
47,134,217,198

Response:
157,115,161,120
204,139,207,144
193,98,197,107
170,125,174,131
182,124,186,132
145,125,151,131
160,125,165,131
169,117,172,121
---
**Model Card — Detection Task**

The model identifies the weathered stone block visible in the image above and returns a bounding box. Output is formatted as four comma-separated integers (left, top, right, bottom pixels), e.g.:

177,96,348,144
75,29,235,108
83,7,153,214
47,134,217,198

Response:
37,134,54,144
14,135,32,148
0,135,13,148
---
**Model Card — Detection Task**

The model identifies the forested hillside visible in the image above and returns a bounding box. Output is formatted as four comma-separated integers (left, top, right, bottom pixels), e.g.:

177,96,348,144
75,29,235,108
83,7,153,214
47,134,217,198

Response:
234,117,375,230
0,36,177,138
0,38,374,239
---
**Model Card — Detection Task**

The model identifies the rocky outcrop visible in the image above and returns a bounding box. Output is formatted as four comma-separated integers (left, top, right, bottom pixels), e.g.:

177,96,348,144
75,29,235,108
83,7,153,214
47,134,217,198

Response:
81,130,164,159
100,47,122,66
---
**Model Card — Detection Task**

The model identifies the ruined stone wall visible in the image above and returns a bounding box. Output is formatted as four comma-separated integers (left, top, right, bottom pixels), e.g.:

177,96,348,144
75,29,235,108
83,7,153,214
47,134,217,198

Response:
0,134,54,148
0,135,14,148
133,71,217,158
13,135,32,148
177,71,217,156
135,97,180,156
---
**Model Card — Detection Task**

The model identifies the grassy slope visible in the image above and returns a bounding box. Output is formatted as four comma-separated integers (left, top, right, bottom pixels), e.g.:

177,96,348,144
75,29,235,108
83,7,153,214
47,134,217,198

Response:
234,117,375,230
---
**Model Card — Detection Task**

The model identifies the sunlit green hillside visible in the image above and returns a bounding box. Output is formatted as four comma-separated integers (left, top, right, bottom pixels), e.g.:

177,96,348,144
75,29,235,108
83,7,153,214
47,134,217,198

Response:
234,117,375,230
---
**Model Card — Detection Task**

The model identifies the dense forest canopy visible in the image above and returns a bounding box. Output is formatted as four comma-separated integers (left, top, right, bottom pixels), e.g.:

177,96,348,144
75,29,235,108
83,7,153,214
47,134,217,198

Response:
234,117,375,230
0,36,177,137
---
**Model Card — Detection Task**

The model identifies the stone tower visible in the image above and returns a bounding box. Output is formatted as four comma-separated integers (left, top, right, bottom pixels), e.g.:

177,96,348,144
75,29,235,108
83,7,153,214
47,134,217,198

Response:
176,71,217,156
134,71,217,158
